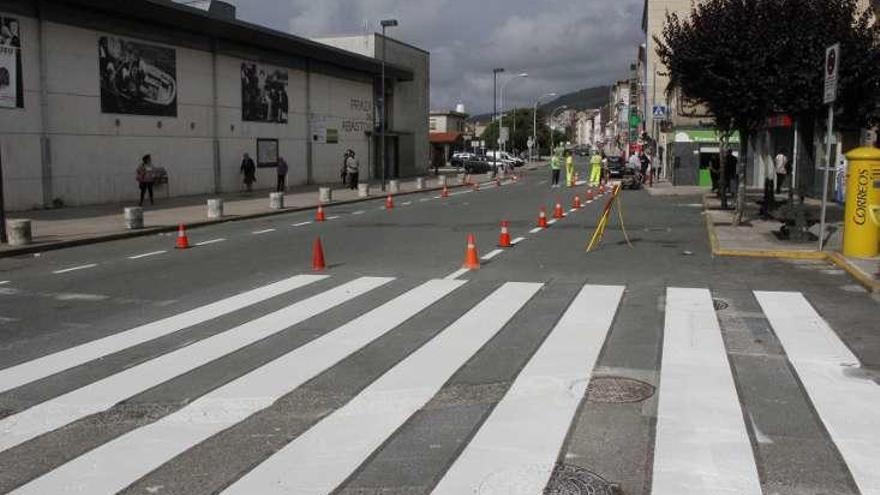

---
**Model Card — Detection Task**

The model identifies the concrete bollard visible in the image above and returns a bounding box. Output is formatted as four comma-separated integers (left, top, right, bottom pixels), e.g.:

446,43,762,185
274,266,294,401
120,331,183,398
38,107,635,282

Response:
438,175,448,187
6,219,32,246
124,207,144,230
269,192,284,210
318,187,332,204
415,177,425,190
389,179,400,193
358,182,370,198
207,199,224,219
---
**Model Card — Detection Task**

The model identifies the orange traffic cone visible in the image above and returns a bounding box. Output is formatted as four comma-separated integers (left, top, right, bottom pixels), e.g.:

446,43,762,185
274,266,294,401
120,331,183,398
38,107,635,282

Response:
315,204,326,222
463,233,480,270
441,185,449,198
572,195,582,209
537,208,549,228
586,189,594,201
553,202,564,219
498,220,512,248
175,223,190,249
385,195,394,209
312,237,326,272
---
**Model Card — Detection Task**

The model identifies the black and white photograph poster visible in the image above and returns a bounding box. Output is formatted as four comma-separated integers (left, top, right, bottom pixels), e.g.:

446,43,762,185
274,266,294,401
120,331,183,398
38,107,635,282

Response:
0,16,23,109
98,36,177,116
241,62,289,123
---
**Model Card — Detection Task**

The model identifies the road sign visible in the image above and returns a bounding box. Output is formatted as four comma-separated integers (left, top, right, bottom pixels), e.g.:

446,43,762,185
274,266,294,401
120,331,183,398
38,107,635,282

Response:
652,105,668,121
824,43,840,104
527,137,534,149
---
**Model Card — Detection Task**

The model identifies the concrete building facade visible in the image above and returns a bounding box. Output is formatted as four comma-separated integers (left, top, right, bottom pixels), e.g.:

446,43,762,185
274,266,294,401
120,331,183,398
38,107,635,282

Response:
0,0,423,211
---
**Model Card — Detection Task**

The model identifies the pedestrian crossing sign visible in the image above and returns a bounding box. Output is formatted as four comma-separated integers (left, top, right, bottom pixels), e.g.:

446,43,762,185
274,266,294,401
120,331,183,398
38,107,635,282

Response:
652,105,668,121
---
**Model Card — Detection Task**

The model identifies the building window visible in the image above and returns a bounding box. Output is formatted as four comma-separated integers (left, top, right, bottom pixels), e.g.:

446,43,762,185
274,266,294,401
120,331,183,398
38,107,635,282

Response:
429,119,437,131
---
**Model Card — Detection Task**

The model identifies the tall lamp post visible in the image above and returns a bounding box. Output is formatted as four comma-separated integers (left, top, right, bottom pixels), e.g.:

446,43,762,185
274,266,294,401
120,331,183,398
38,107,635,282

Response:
549,105,568,154
379,18,398,192
499,72,527,153
532,92,557,162
492,68,505,150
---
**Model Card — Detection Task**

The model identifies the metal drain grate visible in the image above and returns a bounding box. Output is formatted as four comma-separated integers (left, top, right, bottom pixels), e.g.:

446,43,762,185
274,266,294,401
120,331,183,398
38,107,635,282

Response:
545,464,620,495
713,298,729,311
586,376,655,403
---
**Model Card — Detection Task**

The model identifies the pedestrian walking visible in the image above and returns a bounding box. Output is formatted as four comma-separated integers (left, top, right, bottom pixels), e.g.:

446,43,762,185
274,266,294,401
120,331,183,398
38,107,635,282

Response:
276,156,288,193
136,154,156,206
345,149,360,190
759,154,776,219
639,152,650,184
240,152,256,193
590,151,603,186
709,157,720,193
775,150,789,194
549,151,561,187
564,150,575,187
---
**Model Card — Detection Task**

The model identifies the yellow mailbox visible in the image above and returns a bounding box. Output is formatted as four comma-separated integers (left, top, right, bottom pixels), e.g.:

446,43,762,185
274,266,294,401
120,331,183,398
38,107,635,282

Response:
843,147,880,258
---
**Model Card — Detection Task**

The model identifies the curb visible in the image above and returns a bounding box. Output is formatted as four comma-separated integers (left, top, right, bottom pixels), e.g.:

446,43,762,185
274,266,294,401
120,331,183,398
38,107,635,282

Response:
702,194,879,293
0,180,488,259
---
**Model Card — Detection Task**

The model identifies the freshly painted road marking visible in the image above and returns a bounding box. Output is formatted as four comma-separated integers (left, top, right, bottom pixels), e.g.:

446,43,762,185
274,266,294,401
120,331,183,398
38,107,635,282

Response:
433,285,624,494
0,280,10,285
352,210,365,215
450,190,471,196
326,216,341,220
293,221,313,227
547,219,558,225
222,282,543,495
420,198,432,202
52,264,98,275
755,291,880,495
251,229,276,235
401,201,412,206
195,238,226,246
127,250,167,260
653,288,761,495
433,195,442,199
0,275,327,395
511,237,525,245
444,268,470,280
481,249,504,261
0,277,391,453
529,227,543,234
14,279,465,495
538,180,547,185
569,208,577,214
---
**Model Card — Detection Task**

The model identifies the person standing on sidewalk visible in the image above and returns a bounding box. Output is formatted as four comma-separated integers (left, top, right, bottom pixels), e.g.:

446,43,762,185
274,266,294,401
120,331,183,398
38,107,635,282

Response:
136,154,156,206
345,149,360,190
759,154,776,219
774,150,789,193
240,153,256,193
276,156,288,193
549,150,561,187
589,151,602,186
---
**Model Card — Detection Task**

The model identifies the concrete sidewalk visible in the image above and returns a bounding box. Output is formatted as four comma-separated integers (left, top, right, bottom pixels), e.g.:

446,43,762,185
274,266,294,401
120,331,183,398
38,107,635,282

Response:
0,173,487,257
703,191,879,292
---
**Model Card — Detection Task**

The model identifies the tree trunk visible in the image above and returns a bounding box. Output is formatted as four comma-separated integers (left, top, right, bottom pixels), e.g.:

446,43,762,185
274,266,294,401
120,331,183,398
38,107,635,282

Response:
719,136,728,209
733,130,749,226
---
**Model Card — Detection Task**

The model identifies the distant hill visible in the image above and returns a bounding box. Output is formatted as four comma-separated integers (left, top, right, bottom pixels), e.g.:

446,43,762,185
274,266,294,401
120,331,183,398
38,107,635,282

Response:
467,85,610,122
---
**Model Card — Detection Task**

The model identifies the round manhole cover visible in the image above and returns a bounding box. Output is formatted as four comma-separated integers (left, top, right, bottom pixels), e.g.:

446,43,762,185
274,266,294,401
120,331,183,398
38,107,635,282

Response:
713,298,729,311
586,376,655,403
544,464,619,495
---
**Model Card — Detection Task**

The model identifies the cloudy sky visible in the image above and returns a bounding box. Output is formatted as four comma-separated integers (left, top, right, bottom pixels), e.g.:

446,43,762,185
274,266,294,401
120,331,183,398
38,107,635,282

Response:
185,0,644,114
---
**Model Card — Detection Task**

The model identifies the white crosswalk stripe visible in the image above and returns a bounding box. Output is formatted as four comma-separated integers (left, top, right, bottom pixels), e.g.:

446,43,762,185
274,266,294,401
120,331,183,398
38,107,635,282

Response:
652,288,761,495
221,282,543,495
0,277,391,453
756,291,880,495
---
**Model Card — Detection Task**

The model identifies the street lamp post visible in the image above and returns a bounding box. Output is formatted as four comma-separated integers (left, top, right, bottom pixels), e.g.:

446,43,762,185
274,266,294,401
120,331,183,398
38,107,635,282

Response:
499,72,527,153
532,92,557,162
492,68,504,151
549,104,568,155
379,19,398,192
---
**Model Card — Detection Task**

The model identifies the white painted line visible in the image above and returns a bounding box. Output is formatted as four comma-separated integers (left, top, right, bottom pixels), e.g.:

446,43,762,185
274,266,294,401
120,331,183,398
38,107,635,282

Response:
569,208,577,214
326,216,341,220
538,180,548,185
52,264,98,275
251,229,276,235
444,268,470,280
450,190,472,196
529,227,543,234
511,237,525,245
15,279,465,495
433,285,624,494
195,238,226,246
481,249,504,261
432,195,442,199
653,288,761,495
0,280,11,285
127,250,167,260
586,200,594,204
352,210,365,215
0,277,392,453
419,198,432,202
755,291,880,495
221,282,543,495
292,221,313,227
401,201,412,206
0,275,326,395
547,219,558,225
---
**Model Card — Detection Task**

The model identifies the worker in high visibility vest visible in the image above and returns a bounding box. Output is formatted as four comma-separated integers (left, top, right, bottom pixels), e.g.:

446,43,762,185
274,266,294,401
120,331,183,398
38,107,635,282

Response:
564,150,575,187
589,150,603,185
549,149,562,187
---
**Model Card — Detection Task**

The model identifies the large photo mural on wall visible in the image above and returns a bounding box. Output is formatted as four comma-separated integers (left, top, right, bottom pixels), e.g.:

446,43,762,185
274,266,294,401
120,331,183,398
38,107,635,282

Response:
241,62,288,123
0,16,23,109
98,36,177,116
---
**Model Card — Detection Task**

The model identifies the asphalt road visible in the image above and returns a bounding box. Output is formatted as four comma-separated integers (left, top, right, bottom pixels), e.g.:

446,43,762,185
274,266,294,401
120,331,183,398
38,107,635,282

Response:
0,157,878,495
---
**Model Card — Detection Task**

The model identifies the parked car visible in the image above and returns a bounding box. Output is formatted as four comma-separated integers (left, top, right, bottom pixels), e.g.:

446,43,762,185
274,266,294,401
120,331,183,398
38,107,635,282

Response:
486,151,524,168
451,152,476,169
462,155,492,174
605,156,625,178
